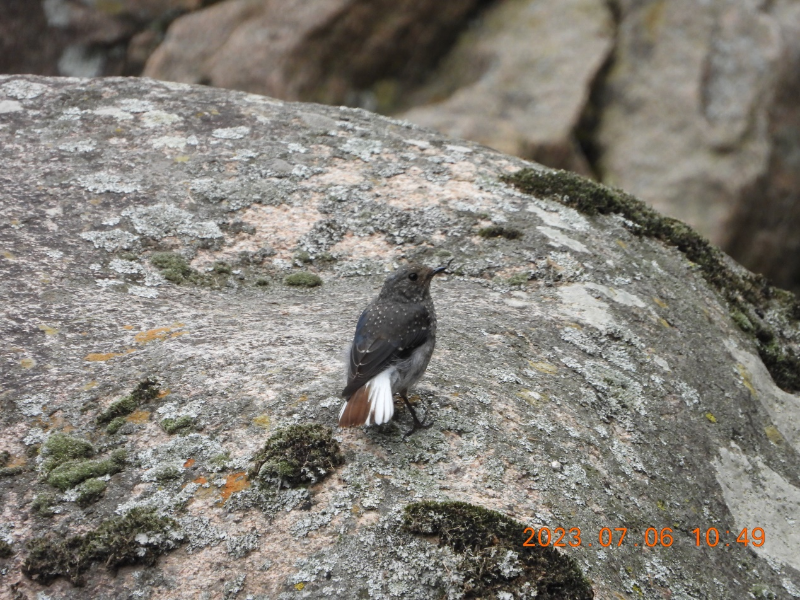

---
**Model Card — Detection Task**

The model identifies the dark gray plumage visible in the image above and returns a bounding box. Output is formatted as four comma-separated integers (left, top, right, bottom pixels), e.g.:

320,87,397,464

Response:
338,262,449,433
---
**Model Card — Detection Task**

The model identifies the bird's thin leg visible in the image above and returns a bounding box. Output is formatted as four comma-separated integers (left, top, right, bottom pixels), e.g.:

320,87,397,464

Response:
401,392,431,437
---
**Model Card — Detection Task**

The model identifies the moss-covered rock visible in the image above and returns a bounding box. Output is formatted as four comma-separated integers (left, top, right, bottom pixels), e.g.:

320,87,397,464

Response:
31,492,57,517
97,377,160,425
153,465,182,482
41,433,95,473
477,225,523,240
249,424,343,488
0,464,25,478
503,167,800,393
75,478,107,507
160,415,194,435
403,501,594,599
22,507,182,586
285,272,323,287
46,449,127,491
106,416,126,434
0,540,13,559
150,252,196,284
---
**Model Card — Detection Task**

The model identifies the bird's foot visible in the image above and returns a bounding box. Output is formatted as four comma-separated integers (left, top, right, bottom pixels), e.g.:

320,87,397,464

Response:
403,418,431,438
401,394,432,437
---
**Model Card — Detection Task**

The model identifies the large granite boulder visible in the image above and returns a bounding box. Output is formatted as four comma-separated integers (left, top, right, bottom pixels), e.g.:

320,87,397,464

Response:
143,0,483,105
400,0,615,177
1,75,799,599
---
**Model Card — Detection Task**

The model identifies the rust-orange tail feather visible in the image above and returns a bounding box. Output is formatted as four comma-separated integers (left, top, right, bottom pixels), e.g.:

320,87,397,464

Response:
338,386,371,427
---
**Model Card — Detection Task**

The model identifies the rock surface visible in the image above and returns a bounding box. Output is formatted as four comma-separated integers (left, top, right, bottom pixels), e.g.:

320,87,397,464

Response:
400,0,615,176
592,0,800,274
1,75,800,599
143,0,483,105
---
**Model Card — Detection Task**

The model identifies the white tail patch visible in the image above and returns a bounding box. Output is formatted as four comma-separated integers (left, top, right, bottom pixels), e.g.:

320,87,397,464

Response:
338,369,395,427
366,369,394,425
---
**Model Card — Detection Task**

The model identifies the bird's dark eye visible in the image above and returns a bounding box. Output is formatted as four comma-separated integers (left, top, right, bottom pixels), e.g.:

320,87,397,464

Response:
408,272,418,281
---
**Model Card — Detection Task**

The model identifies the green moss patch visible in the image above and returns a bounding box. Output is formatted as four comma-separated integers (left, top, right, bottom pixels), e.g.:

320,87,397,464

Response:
46,450,126,491
22,507,182,586
212,261,232,274
97,377,160,425
478,225,523,240
503,168,800,393
403,501,593,599
154,465,182,482
106,416,126,434
0,464,25,477
0,452,25,477
0,540,13,559
249,424,344,488
41,433,95,473
150,253,239,287
285,271,323,287
150,252,196,284
160,416,194,435
32,493,57,517
96,396,137,425
75,478,107,507
506,272,530,286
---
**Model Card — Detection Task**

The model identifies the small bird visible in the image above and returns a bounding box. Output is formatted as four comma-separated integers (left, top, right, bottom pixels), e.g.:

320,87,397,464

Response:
338,261,450,434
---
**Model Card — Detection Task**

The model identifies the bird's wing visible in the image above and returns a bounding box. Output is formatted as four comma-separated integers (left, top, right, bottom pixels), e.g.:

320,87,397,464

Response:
341,301,432,398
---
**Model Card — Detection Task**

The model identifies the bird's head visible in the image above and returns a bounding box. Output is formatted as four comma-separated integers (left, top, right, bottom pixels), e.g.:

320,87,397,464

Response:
379,260,452,303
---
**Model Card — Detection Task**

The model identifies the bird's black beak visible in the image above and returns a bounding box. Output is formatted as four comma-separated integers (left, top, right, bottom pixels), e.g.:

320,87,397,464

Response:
432,258,454,275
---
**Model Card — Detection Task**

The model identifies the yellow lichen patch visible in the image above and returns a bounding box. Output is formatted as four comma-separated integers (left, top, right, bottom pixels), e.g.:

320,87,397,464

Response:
297,394,308,402
705,412,717,424
253,414,271,428
5,455,26,468
174,155,190,163
764,426,783,445
219,472,250,503
42,415,74,433
2,250,15,259
85,352,125,362
518,389,548,405
82,381,98,391
528,361,558,374
125,410,150,424
134,323,185,344
657,500,666,511
736,364,757,397
658,318,671,329
615,240,627,249
652,297,668,309
38,324,59,336
88,197,103,205
20,358,36,369
122,325,134,330
295,583,306,591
